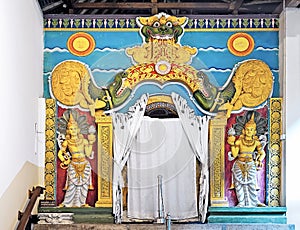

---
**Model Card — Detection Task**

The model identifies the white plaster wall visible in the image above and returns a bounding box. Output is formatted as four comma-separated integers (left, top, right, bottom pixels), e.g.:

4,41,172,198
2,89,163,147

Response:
0,0,44,229
283,8,300,229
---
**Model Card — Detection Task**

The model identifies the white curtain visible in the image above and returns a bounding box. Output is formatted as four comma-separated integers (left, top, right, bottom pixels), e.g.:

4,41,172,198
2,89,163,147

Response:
171,92,210,223
111,94,149,222
127,117,197,220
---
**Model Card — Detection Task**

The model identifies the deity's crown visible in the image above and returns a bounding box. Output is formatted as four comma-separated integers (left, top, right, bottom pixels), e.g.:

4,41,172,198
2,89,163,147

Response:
245,113,256,128
67,113,78,128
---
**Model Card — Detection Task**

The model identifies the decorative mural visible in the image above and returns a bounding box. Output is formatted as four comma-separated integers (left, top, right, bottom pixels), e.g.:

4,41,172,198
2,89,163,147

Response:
41,12,283,223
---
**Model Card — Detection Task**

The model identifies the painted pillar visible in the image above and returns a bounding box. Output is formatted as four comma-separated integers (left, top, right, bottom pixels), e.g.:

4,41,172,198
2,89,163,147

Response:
209,114,229,207
44,99,56,202
95,113,113,207
267,98,283,206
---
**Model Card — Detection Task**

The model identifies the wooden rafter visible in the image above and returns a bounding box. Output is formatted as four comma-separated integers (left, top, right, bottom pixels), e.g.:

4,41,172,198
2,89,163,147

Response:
72,2,230,11
229,0,244,15
151,0,158,15
243,0,282,5
273,2,283,13
286,0,300,7
42,0,64,13
38,0,290,15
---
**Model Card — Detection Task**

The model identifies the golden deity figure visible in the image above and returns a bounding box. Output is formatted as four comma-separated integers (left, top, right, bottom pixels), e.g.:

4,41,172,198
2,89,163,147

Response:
227,111,267,207
57,110,96,207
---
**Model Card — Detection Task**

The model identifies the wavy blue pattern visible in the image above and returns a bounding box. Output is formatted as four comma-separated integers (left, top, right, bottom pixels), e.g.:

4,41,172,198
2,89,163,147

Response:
44,21,280,111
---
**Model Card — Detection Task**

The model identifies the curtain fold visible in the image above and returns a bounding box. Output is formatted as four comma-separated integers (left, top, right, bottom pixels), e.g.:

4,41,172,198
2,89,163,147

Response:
127,117,198,220
112,92,210,223
111,94,149,222
171,92,210,223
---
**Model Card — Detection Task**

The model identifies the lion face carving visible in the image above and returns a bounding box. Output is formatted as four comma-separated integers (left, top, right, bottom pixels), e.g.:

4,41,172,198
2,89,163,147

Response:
137,13,187,43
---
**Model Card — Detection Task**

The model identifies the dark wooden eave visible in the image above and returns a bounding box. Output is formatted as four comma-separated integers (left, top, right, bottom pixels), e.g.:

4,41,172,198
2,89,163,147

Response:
72,1,230,15
37,0,300,16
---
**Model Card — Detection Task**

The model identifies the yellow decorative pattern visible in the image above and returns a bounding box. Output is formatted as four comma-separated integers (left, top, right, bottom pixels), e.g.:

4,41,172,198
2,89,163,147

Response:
51,60,94,108
124,63,202,92
123,18,201,93
219,59,273,117
95,115,113,207
267,98,282,206
138,15,187,27
209,115,229,206
126,41,197,65
147,95,174,105
44,99,56,200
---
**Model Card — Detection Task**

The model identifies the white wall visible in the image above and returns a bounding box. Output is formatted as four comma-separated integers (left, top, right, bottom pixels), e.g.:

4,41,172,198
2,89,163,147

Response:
282,8,300,229
0,0,44,229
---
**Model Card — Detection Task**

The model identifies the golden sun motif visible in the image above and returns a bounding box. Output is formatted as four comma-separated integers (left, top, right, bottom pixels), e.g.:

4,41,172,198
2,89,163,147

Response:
227,33,254,56
67,32,95,56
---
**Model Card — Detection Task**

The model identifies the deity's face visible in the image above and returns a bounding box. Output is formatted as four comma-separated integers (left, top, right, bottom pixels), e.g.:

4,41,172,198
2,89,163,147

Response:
244,125,256,138
59,71,81,96
68,124,79,136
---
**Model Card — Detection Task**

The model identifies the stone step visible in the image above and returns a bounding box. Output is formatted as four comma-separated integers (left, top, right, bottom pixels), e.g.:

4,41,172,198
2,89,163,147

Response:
208,207,288,224
34,223,295,230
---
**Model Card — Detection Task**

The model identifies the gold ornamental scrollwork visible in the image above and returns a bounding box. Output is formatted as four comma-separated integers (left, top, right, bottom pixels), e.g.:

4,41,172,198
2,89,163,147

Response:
126,41,197,65
51,61,94,108
95,114,113,207
231,60,273,107
267,98,282,206
44,99,56,200
209,114,229,206
219,60,273,117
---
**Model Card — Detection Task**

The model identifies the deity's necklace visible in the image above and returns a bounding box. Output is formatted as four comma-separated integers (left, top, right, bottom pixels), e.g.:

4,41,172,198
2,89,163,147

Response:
241,137,255,147
68,137,83,145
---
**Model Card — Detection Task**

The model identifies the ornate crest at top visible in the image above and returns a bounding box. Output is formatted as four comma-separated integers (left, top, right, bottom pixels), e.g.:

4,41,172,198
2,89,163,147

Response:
127,13,197,65
137,12,187,43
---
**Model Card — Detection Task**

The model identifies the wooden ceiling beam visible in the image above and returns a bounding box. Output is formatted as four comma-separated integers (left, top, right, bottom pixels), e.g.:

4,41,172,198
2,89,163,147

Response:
40,0,284,15
244,0,282,5
229,0,244,15
42,0,64,13
152,0,158,15
273,2,283,13
286,0,300,7
72,2,229,10
79,0,99,15
65,0,75,14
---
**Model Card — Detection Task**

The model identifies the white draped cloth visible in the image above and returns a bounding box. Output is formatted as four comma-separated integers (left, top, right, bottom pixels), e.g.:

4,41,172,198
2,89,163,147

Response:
111,94,149,222
112,93,210,223
171,93,210,223
127,117,197,220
